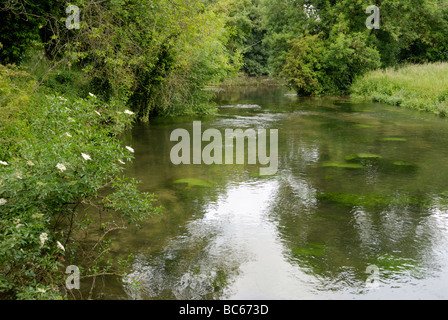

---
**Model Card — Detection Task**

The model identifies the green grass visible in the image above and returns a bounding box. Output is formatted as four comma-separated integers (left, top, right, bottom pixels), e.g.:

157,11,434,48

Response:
351,62,448,116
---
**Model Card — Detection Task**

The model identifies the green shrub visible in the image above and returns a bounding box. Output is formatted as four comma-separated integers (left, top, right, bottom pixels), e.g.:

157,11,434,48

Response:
0,65,162,299
351,62,448,115
281,32,381,96
282,33,326,96
323,33,381,93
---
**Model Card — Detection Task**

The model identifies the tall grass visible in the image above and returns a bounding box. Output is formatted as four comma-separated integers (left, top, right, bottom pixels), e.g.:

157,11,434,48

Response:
351,62,448,115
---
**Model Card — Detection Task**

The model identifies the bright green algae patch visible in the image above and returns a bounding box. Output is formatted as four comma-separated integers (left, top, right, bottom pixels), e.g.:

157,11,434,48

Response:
317,192,429,208
353,124,375,128
344,153,382,162
322,153,383,169
291,243,327,257
174,178,214,188
378,137,408,142
322,162,364,169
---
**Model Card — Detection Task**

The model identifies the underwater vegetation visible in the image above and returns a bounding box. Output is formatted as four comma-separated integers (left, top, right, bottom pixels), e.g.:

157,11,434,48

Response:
173,178,214,189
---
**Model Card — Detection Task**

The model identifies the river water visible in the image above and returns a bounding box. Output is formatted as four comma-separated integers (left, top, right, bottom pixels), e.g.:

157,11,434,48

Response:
94,86,448,299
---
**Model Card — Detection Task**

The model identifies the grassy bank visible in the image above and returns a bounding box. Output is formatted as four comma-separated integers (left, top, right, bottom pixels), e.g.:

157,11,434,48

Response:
351,62,448,116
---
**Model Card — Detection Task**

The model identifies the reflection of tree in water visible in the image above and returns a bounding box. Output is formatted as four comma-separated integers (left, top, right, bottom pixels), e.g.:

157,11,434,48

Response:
270,111,448,292
123,238,244,300
270,185,433,291
121,186,248,300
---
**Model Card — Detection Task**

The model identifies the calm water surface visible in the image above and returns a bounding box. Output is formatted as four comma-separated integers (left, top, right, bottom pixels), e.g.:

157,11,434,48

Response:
95,86,448,299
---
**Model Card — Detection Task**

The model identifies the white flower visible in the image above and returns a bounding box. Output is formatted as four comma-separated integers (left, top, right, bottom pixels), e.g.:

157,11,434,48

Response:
95,110,101,116
56,241,65,252
124,110,135,115
81,153,91,161
89,92,96,97
39,233,48,247
37,288,46,293
65,132,72,138
125,146,134,153
0,198,7,206
118,159,125,165
56,163,67,172
0,161,7,166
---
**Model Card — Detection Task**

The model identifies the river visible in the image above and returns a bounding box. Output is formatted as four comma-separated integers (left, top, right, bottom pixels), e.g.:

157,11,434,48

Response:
91,85,448,299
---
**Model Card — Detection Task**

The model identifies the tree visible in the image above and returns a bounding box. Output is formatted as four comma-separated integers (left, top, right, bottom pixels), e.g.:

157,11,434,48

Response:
261,0,448,95
0,0,241,118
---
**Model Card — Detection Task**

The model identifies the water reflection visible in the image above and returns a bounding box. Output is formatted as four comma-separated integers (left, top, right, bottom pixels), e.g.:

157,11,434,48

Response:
98,86,448,299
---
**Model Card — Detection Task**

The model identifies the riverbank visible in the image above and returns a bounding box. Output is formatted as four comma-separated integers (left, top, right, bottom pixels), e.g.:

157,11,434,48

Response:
350,62,448,116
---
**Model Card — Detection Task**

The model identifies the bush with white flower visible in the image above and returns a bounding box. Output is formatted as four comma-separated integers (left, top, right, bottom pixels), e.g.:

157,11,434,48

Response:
0,65,160,299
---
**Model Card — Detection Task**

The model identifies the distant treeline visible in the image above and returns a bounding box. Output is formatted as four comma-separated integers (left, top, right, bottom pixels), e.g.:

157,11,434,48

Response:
1,0,448,115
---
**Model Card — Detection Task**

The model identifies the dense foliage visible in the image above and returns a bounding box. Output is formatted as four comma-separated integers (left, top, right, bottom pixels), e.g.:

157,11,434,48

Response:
261,0,448,95
3,0,448,98
0,64,162,299
0,0,241,119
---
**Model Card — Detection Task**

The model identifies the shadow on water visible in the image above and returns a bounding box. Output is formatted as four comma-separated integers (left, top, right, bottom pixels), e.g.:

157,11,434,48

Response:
88,86,448,300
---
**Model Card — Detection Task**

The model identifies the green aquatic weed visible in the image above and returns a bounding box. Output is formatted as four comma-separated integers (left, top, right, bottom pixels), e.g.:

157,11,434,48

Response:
174,178,214,189
322,162,364,169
